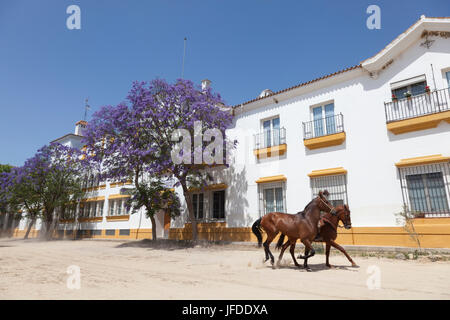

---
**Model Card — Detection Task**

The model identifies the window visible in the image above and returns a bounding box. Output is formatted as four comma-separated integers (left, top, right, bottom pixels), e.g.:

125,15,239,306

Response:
263,117,280,148
406,172,449,213
192,193,204,220
108,199,127,216
263,187,284,214
399,162,450,216
310,174,348,207
212,190,225,219
391,80,427,99
446,71,450,89
312,103,336,137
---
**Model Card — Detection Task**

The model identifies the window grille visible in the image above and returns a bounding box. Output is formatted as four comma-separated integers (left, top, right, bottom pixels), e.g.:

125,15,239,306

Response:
310,174,348,207
398,162,450,217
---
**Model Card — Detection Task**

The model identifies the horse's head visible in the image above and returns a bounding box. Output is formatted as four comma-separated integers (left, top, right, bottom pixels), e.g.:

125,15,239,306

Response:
336,204,352,229
316,190,335,214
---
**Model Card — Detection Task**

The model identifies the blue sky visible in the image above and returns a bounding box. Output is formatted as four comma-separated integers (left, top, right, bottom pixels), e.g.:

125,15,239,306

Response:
0,0,448,166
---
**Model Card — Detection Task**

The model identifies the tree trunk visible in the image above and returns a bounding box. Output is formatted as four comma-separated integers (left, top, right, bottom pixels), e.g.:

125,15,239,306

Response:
182,188,197,241
24,217,36,239
47,211,61,240
1,213,10,238
150,215,157,241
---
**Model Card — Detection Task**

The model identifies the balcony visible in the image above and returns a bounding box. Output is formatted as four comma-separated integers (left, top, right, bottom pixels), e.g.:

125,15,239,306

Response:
253,128,287,159
302,113,346,150
385,87,450,134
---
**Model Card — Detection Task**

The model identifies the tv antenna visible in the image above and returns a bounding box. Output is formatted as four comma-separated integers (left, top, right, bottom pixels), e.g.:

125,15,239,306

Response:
181,37,187,79
83,98,91,121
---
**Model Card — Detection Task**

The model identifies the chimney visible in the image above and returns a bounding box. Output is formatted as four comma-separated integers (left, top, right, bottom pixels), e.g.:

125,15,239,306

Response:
75,120,87,136
201,79,211,91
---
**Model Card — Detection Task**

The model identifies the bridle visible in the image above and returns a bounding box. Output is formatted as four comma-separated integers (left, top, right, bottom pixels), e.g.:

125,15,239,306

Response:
317,196,337,216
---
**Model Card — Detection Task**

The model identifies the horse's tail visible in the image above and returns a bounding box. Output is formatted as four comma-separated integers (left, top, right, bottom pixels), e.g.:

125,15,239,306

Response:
275,233,286,250
251,218,263,247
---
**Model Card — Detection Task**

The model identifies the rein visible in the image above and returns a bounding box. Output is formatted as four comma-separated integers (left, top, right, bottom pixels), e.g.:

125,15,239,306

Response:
318,196,337,216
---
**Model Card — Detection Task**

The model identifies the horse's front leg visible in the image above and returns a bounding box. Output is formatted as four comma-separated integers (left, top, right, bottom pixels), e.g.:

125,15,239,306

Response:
330,240,358,267
299,239,315,272
288,240,301,268
325,241,331,268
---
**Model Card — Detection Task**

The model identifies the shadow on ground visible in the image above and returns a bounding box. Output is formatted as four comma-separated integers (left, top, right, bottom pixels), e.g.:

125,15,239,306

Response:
115,239,239,251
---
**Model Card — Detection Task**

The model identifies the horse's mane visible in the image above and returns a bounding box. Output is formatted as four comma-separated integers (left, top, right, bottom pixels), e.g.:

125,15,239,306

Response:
296,198,316,216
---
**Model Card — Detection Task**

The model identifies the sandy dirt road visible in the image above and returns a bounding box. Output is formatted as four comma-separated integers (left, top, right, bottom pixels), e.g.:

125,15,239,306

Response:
0,238,449,300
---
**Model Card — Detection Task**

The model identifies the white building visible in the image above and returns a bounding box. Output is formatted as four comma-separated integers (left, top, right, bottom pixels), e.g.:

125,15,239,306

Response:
10,16,450,247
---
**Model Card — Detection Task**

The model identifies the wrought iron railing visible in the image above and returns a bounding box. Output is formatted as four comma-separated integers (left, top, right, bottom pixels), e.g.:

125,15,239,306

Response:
302,113,344,140
254,127,286,150
384,87,450,123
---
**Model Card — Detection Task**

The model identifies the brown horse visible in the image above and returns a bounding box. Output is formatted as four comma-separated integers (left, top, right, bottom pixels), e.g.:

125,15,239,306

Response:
251,191,337,270
276,204,358,269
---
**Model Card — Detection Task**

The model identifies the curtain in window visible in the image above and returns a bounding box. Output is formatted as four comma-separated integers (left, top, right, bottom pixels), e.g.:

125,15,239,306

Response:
406,174,428,212
325,103,336,135
425,172,449,212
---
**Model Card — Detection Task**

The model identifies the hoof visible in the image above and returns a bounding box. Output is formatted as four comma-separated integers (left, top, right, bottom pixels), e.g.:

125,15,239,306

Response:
326,264,332,268
351,263,359,268
305,267,312,272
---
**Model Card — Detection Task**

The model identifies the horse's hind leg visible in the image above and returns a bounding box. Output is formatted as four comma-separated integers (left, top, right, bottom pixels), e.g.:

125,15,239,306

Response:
277,240,291,267
303,248,310,269
263,233,276,267
289,241,301,267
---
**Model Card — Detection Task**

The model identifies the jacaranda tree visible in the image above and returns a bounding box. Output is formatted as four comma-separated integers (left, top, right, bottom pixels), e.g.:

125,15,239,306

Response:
0,143,85,239
0,165,43,239
83,79,234,241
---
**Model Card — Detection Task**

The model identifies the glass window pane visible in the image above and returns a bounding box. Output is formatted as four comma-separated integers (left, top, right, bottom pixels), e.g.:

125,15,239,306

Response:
272,118,280,146
406,174,428,212
313,106,324,137
263,120,271,147
275,187,284,212
425,172,449,212
264,188,275,214
324,103,336,135
411,81,426,96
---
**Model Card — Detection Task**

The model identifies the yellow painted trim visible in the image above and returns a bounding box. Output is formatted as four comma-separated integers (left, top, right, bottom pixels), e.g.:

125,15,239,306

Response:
303,132,346,150
79,217,103,223
108,194,131,200
395,154,450,167
110,180,132,188
106,215,130,221
59,219,75,223
308,167,347,178
254,144,287,158
81,196,105,202
188,183,228,192
255,175,287,184
387,110,450,134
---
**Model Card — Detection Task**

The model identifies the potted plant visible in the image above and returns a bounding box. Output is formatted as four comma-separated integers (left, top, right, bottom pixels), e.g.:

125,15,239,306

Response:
392,93,398,102
404,91,412,100
425,85,431,94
